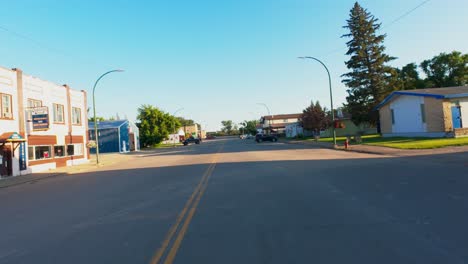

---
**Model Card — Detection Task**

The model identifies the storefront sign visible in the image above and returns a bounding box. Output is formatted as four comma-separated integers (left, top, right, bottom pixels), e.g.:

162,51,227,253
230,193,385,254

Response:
8,132,23,140
19,142,27,171
31,106,49,131
32,114,49,130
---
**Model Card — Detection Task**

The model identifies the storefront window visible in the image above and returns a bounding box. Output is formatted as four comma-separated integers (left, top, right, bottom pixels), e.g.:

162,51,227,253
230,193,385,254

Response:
54,146,65,157
35,146,51,160
67,145,75,156
66,144,83,156
28,147,35,160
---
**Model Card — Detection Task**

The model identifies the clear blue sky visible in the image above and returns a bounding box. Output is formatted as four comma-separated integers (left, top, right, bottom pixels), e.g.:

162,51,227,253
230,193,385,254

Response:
1,0,467,130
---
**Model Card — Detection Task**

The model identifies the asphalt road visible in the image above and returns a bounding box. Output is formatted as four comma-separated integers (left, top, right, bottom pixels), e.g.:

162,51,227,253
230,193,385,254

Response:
1,137,468,264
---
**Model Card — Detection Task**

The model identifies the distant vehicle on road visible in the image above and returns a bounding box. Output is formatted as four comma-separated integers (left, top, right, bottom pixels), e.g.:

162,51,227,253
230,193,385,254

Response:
240,134,254,139
183,137,201,146
206,135,216,140
255,134,278,143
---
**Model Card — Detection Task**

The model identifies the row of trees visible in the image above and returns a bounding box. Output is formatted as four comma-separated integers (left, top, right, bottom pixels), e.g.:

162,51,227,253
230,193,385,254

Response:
218,120,259,136
342,3,468,126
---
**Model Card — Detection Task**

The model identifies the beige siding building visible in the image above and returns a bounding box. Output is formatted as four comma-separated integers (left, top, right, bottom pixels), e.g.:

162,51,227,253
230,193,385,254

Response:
377,86,468,137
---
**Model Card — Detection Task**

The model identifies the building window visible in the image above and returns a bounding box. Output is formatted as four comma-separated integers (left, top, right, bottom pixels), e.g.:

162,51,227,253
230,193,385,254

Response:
391,109,395,124
283,119,288,123
27,98,42,108
72,107,81,125
53,104,65,123
420,104,426,123
54,145,65,157
1,93,13,119
26,98,42,120
28,147,34,160
28,146,52,160
67,144,83,156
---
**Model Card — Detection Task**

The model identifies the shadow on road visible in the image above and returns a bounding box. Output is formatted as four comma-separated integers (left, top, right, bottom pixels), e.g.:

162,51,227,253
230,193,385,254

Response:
1,150,468,264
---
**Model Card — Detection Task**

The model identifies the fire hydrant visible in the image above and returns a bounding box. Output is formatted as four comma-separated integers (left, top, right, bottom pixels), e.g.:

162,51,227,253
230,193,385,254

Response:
344,138,349,150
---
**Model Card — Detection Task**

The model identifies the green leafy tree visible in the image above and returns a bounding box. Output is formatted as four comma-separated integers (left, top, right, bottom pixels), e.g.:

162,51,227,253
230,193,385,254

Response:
177,117,195,127
136,105,180,147
397,63,426,90
221,120,233,134
88,116,105,122
241,120,259,135
342,2,396,126
301,101,331,134
420,51,468,87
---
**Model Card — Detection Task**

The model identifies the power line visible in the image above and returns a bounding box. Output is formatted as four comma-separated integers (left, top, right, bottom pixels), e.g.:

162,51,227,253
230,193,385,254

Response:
322,0,433,57
0,25,69,57
382,0,432,29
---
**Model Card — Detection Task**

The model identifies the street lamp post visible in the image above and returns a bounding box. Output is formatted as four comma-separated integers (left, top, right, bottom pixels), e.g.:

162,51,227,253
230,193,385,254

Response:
257,103,272,134
298,56,336,146
172,108,184,147
92,69,124,165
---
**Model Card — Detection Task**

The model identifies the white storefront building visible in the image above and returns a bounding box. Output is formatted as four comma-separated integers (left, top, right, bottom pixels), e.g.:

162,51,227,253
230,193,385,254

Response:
0,67,89,178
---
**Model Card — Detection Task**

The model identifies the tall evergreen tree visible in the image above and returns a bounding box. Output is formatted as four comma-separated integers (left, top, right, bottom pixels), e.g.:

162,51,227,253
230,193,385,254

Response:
342,2,395,125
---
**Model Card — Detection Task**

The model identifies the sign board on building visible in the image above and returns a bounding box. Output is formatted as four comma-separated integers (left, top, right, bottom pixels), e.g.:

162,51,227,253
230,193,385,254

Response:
32,107,49,131
19,142,27,171
7,132,24,140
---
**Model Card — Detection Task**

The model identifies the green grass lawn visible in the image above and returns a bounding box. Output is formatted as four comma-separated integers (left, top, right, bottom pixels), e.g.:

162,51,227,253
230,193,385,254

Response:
317,134,468,149
152,143,182,148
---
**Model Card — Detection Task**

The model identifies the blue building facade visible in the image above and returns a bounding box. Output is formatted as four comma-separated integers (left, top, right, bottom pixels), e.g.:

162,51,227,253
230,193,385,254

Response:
89,120,140,154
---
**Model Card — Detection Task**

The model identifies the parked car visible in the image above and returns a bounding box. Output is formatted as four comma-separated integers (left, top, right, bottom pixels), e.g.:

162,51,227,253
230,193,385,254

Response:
255,134,278,143
183,137,201,146
206,135,216,140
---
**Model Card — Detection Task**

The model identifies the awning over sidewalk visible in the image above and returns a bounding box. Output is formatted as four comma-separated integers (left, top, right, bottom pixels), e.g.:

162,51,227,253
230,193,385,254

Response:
0,132,27,143
0,132,27,150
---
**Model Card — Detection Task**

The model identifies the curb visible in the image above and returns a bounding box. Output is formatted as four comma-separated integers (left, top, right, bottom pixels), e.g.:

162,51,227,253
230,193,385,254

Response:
0,157,126,189
285,140,395,156
0,172,67,189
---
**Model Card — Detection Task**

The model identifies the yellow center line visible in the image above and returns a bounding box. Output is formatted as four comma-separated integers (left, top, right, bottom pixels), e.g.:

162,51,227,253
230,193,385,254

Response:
163,163,217,264
150,144,223,264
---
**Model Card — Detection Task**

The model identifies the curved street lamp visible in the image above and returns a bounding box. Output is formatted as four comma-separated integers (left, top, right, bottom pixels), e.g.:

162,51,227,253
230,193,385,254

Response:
92,69,124,165
257,103,272,134
298,56,336,145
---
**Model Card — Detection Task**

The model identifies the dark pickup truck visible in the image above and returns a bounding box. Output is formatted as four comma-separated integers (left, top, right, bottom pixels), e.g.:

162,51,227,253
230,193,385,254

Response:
255,134,278,143
183,137,201,146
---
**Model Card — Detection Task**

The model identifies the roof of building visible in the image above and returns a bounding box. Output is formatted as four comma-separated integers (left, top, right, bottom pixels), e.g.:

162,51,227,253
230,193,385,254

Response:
89,120,128,130
262,113,302,120
376,86,468,110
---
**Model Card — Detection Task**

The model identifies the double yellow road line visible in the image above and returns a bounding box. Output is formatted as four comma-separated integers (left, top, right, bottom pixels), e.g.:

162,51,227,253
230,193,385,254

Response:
150,145,223,264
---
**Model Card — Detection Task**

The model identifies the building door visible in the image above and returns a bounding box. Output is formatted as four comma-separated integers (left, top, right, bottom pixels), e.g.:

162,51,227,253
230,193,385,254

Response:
0,146,13,177
129,133,135,151
452,106,462,129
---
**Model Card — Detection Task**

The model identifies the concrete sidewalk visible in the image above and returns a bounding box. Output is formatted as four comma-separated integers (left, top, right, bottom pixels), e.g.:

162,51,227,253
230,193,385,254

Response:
286,139,468,157
0,153,131,189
